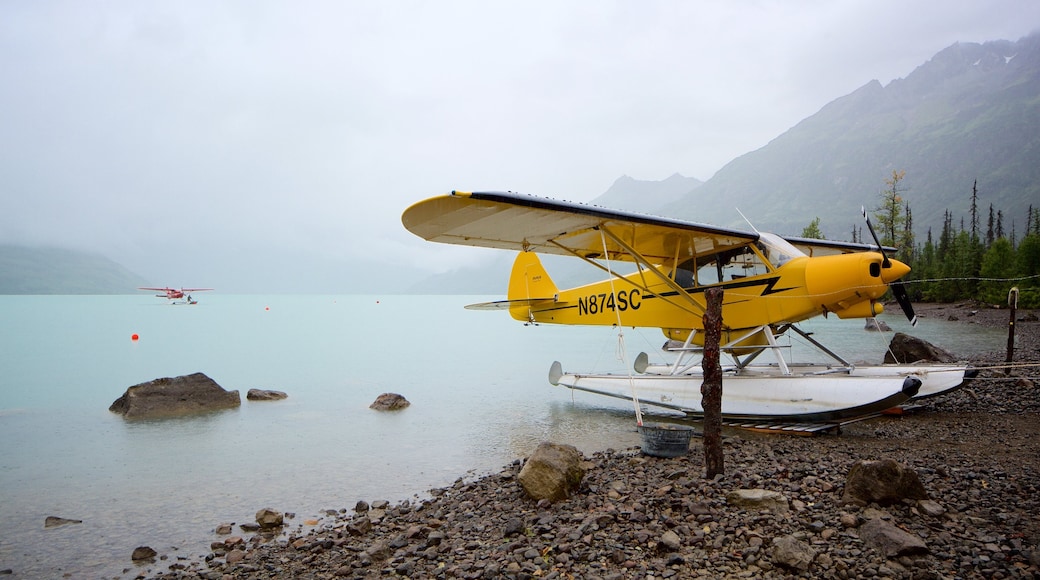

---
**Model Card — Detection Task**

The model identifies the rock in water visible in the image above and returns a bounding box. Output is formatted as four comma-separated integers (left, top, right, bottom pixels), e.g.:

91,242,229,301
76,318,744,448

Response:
44,516,82,528
518,442,585,502
883,332,958,363
109,372,240,419
864,317,891,331
131,546,157,560
246,388,288,401
369,393,410,411
256,508,284,528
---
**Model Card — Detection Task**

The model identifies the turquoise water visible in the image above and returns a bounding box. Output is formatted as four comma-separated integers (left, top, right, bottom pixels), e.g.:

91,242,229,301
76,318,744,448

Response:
0,295,1005,578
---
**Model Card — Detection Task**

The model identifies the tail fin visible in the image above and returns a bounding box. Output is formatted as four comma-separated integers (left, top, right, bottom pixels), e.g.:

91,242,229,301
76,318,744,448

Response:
508,252,558,302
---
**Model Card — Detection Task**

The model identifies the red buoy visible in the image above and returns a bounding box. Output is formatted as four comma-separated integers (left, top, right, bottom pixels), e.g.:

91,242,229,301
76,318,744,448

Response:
131,333,139,341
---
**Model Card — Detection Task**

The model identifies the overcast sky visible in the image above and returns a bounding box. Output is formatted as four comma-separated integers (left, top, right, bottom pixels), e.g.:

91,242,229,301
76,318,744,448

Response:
2,1,1038,290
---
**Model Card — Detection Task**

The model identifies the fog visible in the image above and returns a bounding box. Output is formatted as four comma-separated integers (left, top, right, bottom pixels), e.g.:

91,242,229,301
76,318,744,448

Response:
1,1,1037,292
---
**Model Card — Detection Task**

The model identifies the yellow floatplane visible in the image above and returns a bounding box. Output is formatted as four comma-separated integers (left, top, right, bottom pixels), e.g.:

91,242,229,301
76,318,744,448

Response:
402,191,973,424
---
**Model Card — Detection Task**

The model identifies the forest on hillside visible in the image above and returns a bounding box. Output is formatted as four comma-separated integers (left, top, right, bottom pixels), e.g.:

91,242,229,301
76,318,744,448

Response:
807,171,1040,309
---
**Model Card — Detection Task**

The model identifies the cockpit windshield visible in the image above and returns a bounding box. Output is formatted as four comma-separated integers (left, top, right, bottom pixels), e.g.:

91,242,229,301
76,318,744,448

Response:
757,232,806,267
669,232,807,287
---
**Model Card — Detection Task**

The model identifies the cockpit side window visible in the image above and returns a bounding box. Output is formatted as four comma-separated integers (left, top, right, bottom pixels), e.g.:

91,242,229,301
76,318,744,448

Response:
670,235,805,288
729,245,770,279
756,232,806,268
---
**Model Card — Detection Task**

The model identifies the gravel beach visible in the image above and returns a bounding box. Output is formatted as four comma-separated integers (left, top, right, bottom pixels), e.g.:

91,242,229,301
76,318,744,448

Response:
146,301,1039,580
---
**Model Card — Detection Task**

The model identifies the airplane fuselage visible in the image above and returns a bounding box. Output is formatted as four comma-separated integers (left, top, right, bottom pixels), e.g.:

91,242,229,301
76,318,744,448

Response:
507,244,908,345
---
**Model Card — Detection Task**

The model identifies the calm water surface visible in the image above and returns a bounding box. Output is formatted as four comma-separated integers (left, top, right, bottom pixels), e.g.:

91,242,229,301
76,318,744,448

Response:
0,295,1005,578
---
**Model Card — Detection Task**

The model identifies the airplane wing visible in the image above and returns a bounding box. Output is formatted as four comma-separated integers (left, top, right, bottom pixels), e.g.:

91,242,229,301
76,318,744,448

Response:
464,298,558,311
785,236,897,257
402,191,758,266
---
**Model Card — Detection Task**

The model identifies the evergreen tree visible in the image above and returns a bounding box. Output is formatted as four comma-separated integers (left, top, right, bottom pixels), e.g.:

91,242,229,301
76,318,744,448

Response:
801,217,824,239
917,228,938,300
969,179,980,244
1017,231,1040,287
899,201,915,264
938,210,953,261
873,170,907,247
986,204,995,247
979,238,1015,304
1014,230,1040,307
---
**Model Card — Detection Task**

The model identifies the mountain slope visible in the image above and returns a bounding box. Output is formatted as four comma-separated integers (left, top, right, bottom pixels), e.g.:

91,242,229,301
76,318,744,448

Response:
590,173,702,212
661,33,1040,239
0,245,148,294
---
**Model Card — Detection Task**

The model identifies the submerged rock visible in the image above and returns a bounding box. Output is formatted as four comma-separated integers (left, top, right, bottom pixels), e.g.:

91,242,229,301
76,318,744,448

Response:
369,393,410,411
44,516,82,528
109,372,240,419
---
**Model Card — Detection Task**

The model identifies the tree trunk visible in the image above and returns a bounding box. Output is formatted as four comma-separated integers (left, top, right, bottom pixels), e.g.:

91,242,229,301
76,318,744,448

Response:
701,287,724,479
1006,287,1018,375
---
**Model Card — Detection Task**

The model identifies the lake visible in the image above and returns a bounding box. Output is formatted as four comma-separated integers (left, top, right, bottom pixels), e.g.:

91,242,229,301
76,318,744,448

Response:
0,294,1005,578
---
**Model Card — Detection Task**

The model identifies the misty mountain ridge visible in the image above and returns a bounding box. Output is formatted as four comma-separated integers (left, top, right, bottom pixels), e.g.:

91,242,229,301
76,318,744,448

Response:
4,34,1038,295
661,33,1040,238
591,173,702,212
0,245,148,294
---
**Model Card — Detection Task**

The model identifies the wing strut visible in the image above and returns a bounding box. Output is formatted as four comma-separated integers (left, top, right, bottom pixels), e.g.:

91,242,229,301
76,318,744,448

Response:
596,225,706,317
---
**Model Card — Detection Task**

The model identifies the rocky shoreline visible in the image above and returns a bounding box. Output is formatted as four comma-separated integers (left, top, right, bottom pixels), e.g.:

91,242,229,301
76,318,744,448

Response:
144,301,1039,580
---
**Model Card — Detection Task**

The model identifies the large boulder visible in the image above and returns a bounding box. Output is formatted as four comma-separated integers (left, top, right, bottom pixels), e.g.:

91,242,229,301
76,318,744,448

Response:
859,517,929,557
842,459,928,506
883,332,958,364
518,442,585,503
109,372,240,419
772,534,816,571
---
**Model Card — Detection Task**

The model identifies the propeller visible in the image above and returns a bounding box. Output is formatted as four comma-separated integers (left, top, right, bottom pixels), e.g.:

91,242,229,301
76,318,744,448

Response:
861,207,918,326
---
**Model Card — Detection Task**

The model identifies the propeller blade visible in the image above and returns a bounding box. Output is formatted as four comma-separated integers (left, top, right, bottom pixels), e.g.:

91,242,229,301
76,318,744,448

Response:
891,281,918,326
862,206,916,325
860,206,891,268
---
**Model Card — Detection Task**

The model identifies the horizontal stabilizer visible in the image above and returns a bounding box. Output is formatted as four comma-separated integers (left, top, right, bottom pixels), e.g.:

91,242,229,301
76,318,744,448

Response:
465,298,561,311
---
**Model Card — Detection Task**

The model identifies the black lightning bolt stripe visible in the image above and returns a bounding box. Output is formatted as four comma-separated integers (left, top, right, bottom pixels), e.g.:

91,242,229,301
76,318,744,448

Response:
648,276,796,300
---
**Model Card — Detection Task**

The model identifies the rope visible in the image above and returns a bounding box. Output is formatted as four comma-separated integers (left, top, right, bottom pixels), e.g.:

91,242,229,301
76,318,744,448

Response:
600,229,643,426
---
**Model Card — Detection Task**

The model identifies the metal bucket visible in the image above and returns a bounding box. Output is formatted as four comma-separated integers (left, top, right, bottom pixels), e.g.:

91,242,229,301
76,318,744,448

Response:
638,423,695,458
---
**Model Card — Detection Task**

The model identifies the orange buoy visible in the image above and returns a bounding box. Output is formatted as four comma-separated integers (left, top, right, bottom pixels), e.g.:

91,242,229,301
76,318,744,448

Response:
131,333,139,341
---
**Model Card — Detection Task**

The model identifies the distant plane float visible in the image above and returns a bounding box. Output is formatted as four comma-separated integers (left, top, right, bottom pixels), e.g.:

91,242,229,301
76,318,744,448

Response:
138,287,212,304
